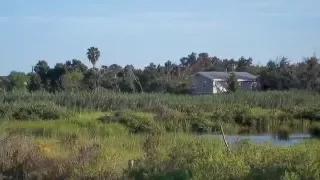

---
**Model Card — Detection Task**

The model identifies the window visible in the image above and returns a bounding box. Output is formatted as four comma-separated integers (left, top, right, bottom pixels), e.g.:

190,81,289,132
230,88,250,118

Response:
202,81,207,87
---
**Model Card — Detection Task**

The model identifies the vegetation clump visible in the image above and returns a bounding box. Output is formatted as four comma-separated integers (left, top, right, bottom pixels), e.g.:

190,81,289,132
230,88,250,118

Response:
0,102,70,121
309,123,320,138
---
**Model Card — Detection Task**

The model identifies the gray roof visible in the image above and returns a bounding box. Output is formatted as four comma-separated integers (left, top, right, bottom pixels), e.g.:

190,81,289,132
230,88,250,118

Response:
196,71,257,81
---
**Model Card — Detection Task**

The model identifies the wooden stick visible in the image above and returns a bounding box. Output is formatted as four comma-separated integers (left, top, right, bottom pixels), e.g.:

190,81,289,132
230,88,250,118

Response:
220,122,231,155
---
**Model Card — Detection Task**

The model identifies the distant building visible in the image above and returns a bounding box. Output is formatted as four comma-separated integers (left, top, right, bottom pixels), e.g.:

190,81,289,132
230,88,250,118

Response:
190,71,259,94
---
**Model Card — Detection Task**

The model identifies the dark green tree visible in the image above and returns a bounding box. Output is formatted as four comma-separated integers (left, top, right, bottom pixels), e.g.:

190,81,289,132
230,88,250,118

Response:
34,60,50,89
65,59,88,73
46,63,67,93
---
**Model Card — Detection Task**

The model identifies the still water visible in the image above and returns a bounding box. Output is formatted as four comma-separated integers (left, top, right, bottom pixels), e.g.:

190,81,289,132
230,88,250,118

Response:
203,133,311,146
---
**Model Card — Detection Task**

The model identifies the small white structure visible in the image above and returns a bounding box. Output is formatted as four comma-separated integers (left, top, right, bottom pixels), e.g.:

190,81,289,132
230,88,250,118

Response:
190,71,258,94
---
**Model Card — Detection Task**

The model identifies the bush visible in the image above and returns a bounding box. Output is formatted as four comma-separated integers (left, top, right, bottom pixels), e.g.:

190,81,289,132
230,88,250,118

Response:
99,111,163,133
289,106,320,121
11,103,70,120
153,106,189,132
97,114,121,124
119,114,163,134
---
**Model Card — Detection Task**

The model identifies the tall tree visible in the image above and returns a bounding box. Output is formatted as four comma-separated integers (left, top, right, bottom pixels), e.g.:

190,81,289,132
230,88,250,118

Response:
227,71,238,92
87,47,100,69
34,60,50,87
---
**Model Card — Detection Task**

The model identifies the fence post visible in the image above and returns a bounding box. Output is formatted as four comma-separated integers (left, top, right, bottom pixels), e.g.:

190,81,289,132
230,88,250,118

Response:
128,159,135,170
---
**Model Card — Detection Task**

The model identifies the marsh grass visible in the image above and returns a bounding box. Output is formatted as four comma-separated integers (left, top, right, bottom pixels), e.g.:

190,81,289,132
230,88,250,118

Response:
1,90,319,132
1,90,320,111
127,134,320,180
1,90,320,179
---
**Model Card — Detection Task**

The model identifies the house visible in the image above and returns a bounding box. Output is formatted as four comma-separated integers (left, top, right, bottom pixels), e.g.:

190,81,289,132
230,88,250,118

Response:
190,71,259,94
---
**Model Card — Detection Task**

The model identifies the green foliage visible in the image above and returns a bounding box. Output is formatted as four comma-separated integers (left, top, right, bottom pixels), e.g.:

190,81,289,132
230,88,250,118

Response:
27,72,42,92
2,49,320,93
227,71,238,92
12,104,69,120
101,111,163,133
290,106,320,121
63,71,84,91
8,71,28,90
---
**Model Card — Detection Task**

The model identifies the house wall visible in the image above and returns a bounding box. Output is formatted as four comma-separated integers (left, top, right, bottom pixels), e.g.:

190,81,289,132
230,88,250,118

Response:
191,74,214,94
212,79,258,93
213,79,258,93
191,75,259,94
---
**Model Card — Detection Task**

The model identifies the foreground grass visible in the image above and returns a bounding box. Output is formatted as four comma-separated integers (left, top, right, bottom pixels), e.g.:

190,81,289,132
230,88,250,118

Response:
1,131,319,179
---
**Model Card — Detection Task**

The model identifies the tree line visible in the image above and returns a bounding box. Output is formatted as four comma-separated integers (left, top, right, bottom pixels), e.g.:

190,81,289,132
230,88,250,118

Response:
1,47,319,93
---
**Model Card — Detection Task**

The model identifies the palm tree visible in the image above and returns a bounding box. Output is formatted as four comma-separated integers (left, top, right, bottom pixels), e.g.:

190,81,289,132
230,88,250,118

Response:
87,47,100,69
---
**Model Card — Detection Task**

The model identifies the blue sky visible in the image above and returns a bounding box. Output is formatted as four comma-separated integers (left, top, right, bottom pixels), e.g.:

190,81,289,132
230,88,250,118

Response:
0,0,319,75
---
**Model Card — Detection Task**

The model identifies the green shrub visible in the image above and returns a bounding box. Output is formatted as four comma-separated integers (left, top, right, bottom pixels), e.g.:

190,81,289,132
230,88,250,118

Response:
11,103,70,120
101,111,163,133
97,114,121,124
288,106,320,121
153,106,190,132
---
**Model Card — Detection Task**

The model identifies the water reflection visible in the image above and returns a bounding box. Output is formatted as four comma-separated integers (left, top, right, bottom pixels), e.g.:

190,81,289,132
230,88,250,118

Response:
198,119,316,145
203,133,311,146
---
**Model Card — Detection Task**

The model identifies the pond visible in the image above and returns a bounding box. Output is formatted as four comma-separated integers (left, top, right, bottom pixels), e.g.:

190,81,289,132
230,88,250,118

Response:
202,133,311,146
